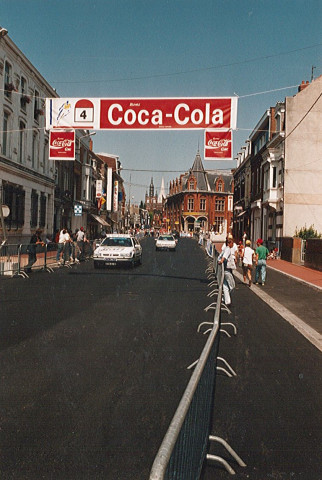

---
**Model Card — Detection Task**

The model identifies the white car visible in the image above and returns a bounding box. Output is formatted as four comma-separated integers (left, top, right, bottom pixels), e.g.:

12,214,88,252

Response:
93,234,142,268
155,234,177,251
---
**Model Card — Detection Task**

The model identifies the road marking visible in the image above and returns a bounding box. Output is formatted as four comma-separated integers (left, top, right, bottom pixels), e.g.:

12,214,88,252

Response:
234,271,322,353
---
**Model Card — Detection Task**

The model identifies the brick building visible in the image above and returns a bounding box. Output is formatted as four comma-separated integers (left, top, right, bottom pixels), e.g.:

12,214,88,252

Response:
164,151,233,239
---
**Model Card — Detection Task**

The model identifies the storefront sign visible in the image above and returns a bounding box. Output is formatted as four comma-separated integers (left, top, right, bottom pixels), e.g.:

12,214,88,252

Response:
106,168,112,212
49,130,75,160
46,97,238,131
113,181,119,212
96,180,103,198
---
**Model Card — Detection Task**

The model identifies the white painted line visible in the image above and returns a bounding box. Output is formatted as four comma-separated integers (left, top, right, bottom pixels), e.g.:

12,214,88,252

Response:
234,271,322,353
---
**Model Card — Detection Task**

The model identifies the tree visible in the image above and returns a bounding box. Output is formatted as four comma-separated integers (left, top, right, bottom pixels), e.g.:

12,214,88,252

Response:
294,225,321,240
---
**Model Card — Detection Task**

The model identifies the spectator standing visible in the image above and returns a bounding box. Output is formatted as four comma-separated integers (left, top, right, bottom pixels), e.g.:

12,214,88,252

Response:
25,229,44,273
56,228,68,264
242,240,255,287
255,238,269,286
242,231,247,246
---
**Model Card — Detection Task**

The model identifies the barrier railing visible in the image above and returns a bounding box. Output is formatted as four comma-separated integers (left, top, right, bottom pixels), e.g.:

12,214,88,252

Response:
0,243,21,276
0,239,98,278
149,246,245,479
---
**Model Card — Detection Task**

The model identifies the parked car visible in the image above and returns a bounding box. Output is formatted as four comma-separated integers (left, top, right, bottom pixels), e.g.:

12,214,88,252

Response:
93,234,142,268
155,234,177,251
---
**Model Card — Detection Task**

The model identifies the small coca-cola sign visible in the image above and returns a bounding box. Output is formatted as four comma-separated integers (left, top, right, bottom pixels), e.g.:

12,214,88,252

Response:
204,129,232,160
49,130,75,160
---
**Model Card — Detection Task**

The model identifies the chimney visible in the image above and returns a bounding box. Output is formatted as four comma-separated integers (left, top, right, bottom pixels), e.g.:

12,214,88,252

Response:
298,80,310,92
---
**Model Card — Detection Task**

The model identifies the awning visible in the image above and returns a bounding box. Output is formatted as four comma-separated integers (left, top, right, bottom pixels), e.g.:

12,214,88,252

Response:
90,214,111,227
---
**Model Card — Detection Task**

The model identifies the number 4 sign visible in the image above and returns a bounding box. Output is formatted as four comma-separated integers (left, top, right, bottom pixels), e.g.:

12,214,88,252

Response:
74,99,94,123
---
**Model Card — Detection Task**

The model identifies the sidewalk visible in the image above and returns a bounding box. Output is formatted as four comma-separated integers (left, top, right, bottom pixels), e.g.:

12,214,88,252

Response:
234,259,322,352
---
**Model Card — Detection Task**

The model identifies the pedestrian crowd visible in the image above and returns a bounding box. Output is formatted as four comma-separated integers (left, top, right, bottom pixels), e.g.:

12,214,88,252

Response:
55,227,91,265
215,232,271,306
24,226,94,273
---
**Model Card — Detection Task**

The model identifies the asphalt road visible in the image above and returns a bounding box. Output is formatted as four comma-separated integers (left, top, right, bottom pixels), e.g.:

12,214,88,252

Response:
0,236,210,480
1,237,321,480
203,275,322,480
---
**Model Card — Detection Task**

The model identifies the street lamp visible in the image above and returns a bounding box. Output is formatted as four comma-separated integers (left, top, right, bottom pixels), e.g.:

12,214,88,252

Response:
78,131,96,149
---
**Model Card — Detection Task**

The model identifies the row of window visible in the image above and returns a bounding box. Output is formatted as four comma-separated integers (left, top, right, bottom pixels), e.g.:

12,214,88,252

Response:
4,61,42,118
186,198,225,211
2,111,49,173
2,183,47,230
171,179,224,194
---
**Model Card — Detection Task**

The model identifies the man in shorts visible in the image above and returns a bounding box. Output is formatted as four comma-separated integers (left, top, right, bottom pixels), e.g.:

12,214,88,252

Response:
242,239,255,287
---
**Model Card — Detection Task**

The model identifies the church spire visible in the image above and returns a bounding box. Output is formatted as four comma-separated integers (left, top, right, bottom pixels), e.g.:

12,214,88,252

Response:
149,177,154,197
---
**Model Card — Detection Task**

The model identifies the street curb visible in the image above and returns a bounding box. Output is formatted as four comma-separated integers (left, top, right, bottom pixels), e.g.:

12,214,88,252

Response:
267,264,322,291
234,270,322,353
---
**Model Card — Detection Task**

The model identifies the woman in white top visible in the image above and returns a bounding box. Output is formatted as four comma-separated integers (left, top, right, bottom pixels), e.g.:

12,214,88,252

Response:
218,238,236,305
242,239,255,286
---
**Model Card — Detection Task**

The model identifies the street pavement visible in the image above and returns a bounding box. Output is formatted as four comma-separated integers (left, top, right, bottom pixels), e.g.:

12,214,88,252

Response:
0,237,209,479
0,237,321,479
203,258,322,480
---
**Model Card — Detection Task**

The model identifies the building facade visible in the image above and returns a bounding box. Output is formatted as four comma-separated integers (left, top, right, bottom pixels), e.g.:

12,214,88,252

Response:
96,153,126,233
0,30,126,244
1,31,57,243
165,151,233,239
145,177,165,230
233,76,322,250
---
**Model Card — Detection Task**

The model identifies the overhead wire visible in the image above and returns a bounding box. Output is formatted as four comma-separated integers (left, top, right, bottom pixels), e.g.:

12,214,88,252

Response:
49,43,322,85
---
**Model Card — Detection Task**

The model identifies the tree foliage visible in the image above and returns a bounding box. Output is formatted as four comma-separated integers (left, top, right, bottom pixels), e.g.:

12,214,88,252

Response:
294,225,321,240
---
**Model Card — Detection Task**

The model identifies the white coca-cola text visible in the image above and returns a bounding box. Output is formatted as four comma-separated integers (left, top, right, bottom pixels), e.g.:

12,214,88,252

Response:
107,103,224,127
52,139,73,147
207,139,230,148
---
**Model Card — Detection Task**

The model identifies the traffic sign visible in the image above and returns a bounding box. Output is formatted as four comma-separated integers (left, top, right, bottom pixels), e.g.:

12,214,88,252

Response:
74,204,82,216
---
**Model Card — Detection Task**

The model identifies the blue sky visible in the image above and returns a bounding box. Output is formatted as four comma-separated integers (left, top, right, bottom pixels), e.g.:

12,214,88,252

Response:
2,0,321,202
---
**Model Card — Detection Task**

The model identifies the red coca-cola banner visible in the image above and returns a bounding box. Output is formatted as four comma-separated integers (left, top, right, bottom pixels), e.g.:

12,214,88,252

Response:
100,98,236,130
46,97,238,131
49,130,75,160
204,129,232,160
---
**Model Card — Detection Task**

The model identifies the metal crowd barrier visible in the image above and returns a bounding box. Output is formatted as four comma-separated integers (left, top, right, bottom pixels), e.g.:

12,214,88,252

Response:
0,239,98,278
149,247,246,479
0,242,60,277
0,243,21,276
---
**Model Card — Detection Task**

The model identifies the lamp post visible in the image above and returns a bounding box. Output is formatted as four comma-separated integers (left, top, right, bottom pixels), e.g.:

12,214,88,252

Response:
77,131,96,152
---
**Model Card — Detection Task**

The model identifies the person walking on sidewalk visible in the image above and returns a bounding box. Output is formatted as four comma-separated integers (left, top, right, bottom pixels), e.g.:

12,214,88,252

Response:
243,239,255,286
218,237,236,306
255,238,269,286
237,241,244,267
76,227,85,261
